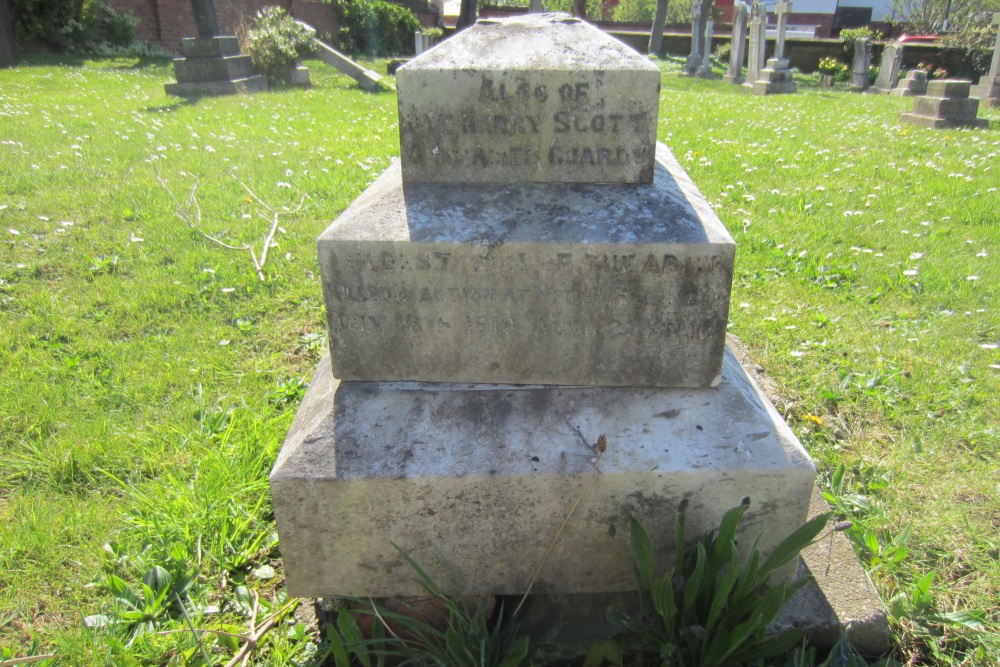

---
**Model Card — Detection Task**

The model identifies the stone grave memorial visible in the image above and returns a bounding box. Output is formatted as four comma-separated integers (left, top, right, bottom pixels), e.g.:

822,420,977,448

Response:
849,37,872,91
164,0,267,96
751,1,797,95
683,1,704,77
724,2,749,85
891,69,929,97
900,79,989,129
745,0,768,90
696,18,716,79
970,13,1000,107
270,13,816,601
871,41,904,94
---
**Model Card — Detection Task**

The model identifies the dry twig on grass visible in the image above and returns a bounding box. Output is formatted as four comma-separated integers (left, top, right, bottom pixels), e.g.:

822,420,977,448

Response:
157,173,308,281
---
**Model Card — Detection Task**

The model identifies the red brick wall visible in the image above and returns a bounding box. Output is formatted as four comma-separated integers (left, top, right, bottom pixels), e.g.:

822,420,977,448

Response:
107,0,336,52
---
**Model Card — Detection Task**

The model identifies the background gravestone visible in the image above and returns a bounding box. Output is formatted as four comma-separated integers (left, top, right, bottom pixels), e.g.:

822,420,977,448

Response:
724,2,748,85
849,37,872,91
872,42,903,94
901,79,988,128
271,12,815,600
891,69,928,96
970,13,1000,107
683,1,703,76
745,0,766,88
696,18,716,78
751,1,796,95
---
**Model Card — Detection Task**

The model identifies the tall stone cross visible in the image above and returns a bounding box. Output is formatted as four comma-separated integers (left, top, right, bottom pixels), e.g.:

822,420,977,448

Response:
988,12,1000,79
773,1,792,62
191,0,221,38
689,0,702,61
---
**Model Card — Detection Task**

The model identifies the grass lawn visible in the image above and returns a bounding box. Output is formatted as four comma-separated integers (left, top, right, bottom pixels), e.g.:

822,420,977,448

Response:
0,53,997,665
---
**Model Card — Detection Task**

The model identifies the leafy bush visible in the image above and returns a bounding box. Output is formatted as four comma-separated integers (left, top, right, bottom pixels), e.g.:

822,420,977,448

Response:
545,0,605,21
10,0,140,52
335,0,421,56
611,0,688,24
839,25,876,60
714,41,731,63
817,56,841,74
245,7,317,82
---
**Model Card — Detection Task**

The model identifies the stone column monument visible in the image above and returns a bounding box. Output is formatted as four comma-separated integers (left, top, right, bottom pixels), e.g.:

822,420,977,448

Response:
696,18,716,78
164,0,267,96
970,13,1000,107
849,37,872,91
683,1,703,76
270,12,815,600
745,0,766,87
751,1,796,95
901,79,989,128
724,2,748,85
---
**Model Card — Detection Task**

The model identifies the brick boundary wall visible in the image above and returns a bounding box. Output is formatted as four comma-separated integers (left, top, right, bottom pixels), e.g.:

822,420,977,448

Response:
106,0,337,52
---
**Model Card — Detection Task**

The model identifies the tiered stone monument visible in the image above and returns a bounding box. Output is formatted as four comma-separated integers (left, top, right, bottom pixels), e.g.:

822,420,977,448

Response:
751,1,797,95
970,13,1000,107
164,0,267,96
270,13,816,599
871,41,904,94
724,2,749,85
849,37,872,91
745,0,767,89
900,79,989,129
891,69,928,96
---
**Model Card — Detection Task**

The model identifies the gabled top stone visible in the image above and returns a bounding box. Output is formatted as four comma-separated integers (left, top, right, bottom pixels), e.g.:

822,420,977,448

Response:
397,13,661,185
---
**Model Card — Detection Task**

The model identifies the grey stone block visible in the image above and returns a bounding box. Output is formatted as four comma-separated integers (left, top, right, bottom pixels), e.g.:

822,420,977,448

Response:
926,79,972,98
269,347,816,598
173,54,255,82
913,96,981,120
899,112,988,129
164,75,268,97
314,40,386,92
396,13,661,185
318,142,734,388
182,35,241,58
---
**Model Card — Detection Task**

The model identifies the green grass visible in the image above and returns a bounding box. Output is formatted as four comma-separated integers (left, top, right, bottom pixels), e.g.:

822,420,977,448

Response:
0,53,998,665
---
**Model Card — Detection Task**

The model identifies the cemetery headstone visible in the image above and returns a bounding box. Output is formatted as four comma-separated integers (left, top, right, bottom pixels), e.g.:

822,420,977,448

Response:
872,41,904,94
969,13,1000,107
683,1,703,76
900,79,989,128
724,2,748,85
751,1,796,95
164,0,267,96
270,12,815,599
849,37,871,91
697,18,716,78
745,0,767,87
891,69,928,96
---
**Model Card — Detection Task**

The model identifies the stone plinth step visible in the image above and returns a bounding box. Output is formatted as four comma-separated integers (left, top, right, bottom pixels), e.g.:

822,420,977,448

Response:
165,75,267,97
396,13,661,184
970,75,1000,107
182,35,241,58
318,142,734,388
270,348,817,598
173,54,255,82
900,79,988,129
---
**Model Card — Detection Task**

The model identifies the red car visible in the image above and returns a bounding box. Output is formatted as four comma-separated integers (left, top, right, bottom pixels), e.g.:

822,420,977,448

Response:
899,34,942,44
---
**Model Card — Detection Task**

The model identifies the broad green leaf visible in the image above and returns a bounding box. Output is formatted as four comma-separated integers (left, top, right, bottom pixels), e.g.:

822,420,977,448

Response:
711,504,748,573
630,515,655,593
758,512,830,581
682,542,707,615
705,566,740,633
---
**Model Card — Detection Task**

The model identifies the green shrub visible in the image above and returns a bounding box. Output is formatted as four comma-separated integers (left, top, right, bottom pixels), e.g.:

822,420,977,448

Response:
817,56,840,74
245,6,317,82
611,0,688,24
839,25,876,60
713,41,731,62
10,0,139,52
545,0,604,21
335,0,421,56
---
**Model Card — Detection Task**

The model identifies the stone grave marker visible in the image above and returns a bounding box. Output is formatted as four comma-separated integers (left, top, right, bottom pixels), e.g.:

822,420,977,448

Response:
271,12,815,599
724,2,748,85
872,41,904,94
164,0,267,96
891,69,928,96
970,13,1000,107
751,1,796,95
849,37,871,91
683,1,703,76
697,18,716,78
900,79,989,128
745,0,767,88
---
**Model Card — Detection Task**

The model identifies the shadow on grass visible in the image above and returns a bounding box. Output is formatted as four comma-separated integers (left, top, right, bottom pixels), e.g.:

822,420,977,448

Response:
13,51,173,71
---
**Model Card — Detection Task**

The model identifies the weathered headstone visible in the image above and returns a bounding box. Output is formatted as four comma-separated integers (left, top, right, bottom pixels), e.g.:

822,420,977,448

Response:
696,18,716,78
164,0,267,96
724,2,748,85
683,0,703,76
751,1,796,94
900,79,989,128
872,41,904,94
970,13,1000,107
849,37,871,91
745,0,767,88
271,12,815,599
891,69,928,96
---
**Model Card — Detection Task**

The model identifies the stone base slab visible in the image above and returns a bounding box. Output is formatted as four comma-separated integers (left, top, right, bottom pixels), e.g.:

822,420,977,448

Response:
751,67,797,95
182,35,240,58
723,73,745,85
165,75,267,97
970,75,999,106
899,112,988,129
173,54,255,82
269,348,816,598
318,142,734,388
